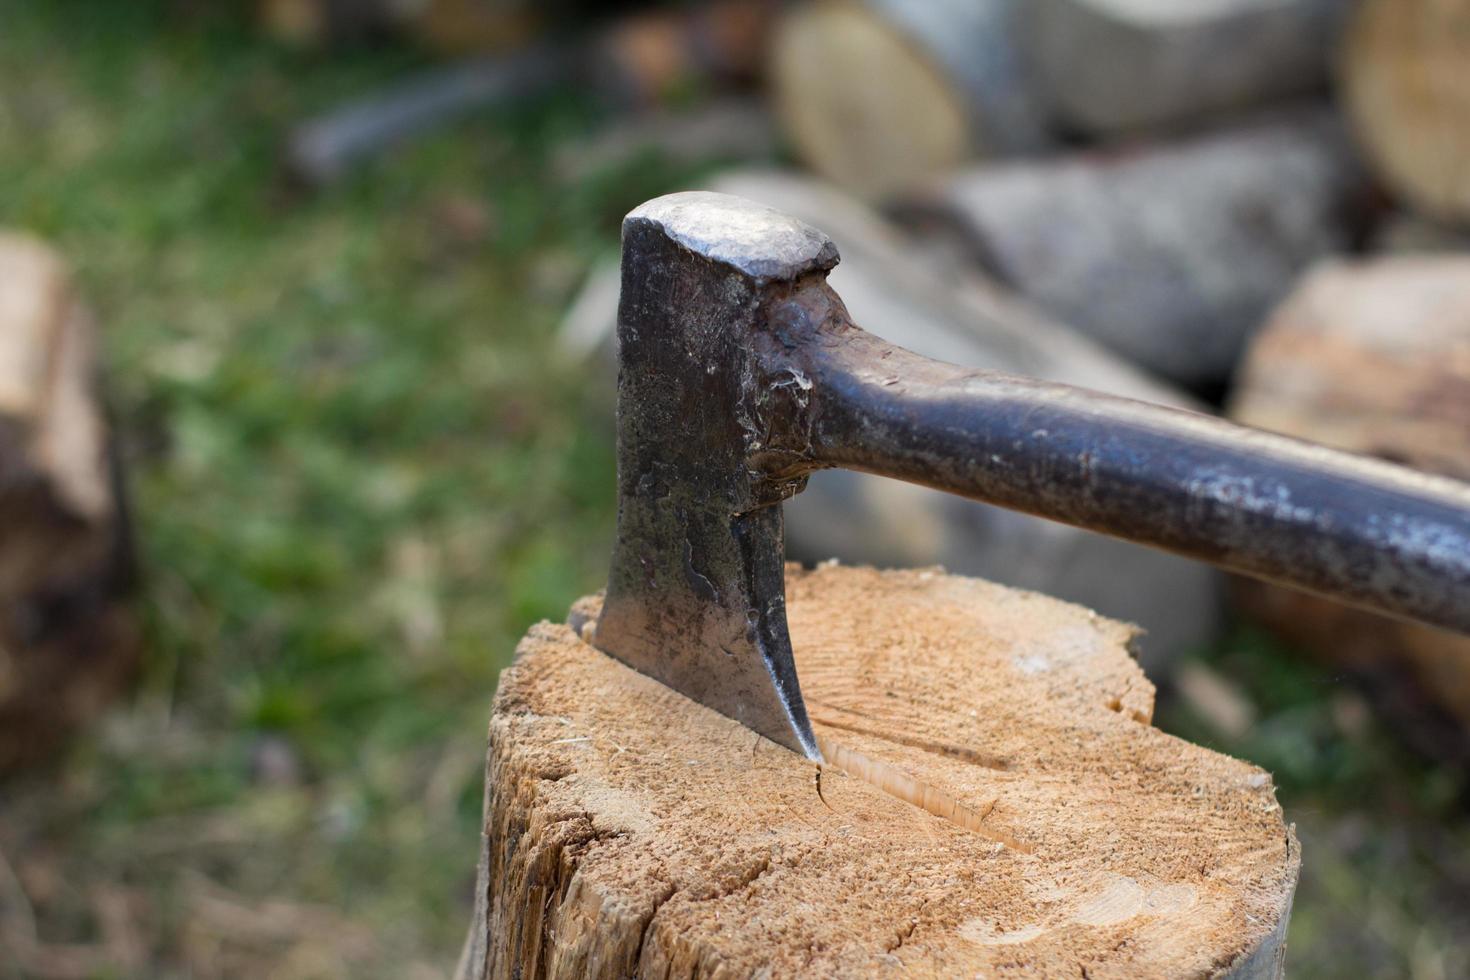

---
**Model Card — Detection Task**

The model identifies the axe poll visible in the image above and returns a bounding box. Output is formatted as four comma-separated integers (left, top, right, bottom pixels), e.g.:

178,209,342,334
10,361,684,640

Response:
586,192,1470,762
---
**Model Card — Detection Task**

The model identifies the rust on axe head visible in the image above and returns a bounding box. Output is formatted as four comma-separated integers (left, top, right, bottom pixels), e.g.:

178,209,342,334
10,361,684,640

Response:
591,191,1470,761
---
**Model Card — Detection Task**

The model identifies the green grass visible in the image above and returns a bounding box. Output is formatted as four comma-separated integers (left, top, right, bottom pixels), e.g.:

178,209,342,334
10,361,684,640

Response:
0,2,670,973
1,3,1468,976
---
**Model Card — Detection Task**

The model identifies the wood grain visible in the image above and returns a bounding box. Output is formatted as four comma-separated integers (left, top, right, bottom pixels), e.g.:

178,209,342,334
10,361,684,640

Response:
459,564,1298,978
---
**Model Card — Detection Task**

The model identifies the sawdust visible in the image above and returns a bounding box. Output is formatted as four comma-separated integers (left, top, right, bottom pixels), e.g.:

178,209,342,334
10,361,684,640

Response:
464,564,1298,979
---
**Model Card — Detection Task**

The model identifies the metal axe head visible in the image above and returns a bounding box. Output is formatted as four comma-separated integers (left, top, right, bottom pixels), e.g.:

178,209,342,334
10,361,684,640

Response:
591,192,833,761
589,191,1470,764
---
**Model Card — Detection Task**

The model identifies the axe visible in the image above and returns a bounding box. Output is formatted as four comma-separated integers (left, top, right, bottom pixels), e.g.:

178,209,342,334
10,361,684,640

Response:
585,192,1470,762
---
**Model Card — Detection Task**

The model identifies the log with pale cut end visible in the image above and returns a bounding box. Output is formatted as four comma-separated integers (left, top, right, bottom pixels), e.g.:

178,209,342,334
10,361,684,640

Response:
770,0,1050,198
924,109,1362,387
1026,0,1348,136
458,565,1298,979
0,234,137,771
1342,0,1470,223
1229,255,1470,729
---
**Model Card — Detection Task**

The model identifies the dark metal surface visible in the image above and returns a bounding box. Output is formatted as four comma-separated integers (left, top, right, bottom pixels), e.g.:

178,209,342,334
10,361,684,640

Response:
594,191,1470,762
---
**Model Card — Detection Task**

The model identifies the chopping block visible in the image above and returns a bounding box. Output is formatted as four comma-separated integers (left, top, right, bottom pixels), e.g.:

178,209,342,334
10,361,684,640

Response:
457,565,1297,979
458,191,1470,978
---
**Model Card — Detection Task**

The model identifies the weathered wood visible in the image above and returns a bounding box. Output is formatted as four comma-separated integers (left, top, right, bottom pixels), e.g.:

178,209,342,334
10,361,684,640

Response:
712,171,1224,668
770,0,1050,197
458,565,1299,978
0,234,137,771
924,108,1362,387
1026,0,1348,135
1342,0,1470,223
1229,255,1470,727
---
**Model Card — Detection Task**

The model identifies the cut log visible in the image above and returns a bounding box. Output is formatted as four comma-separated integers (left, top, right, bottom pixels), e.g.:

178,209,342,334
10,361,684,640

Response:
457,565,1299,979
558,170,1226,667
769,0,1051,198
1026,0,1348,136
0,235,138,771
1229,255,1470,728
922,108,1363,388
1342,0,1470,224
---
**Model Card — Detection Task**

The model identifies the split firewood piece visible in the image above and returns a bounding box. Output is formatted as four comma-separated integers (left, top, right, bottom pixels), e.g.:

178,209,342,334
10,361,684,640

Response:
922,108,1363,388
0,234,138,771
1026,0,1348,136
1230,256,1470,729
1342,0,1470,224
458,565,1298,979
769,0,1051,197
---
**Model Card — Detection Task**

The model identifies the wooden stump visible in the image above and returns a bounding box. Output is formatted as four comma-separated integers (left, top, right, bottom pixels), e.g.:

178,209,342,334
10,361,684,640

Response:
0,234,138,771
1342,0,1470,223
459,565,1298,979
1229,256,1470,729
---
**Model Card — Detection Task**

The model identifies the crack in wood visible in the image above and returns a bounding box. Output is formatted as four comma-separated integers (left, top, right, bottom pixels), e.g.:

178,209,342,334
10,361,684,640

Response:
808,700,1010,770
818,736,1029,853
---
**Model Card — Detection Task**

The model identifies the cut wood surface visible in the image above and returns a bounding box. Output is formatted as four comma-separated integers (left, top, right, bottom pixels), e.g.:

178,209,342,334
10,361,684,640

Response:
1230,256,1470,727
1342,0,1470,223
0,233,137,770
770,0,1049,197
1027,0,1347,135
459,565,1299,979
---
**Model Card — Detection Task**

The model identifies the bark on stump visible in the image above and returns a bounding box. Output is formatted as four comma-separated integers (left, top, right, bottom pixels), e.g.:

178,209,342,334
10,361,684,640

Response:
1229,255,1470,731
0,234,137,771
459,565,1298,979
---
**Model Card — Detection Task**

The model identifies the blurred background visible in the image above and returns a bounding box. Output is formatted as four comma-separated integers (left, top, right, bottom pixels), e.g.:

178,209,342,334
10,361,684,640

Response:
2,0,1469,976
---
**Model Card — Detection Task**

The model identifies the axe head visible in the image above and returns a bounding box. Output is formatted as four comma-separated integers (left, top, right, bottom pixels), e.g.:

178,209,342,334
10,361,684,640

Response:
591,192,835,761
